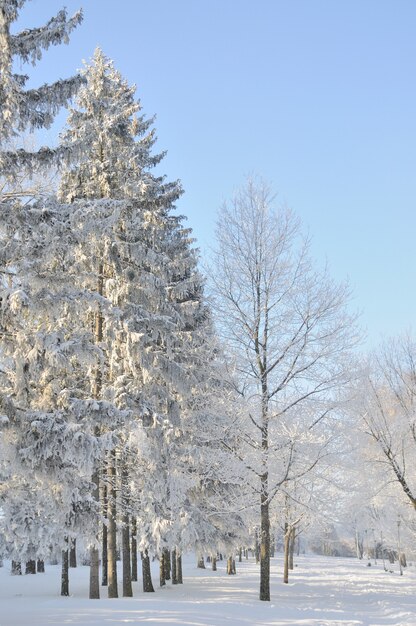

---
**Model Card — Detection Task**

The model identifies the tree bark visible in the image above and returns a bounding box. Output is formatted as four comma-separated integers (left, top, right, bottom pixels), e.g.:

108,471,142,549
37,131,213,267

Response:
90,268,104,600
142,550,155,592
37,559,45,573
171,548,178,584
212,555,217,571
289,527,295,570
107,449,118,598
227,556,236,574
89,457,100,599
131,517,138,582
270,533,275,558
259,477,270,600
163,546,171,580
61,545,69,596
283,528,290,584
25,560,36,574
159,552,166,587
101,485,108,586
122,515,132,597
176,551,183,584
197,554,205,569
11,561,21,575
69,539,77,568
121,462,132,598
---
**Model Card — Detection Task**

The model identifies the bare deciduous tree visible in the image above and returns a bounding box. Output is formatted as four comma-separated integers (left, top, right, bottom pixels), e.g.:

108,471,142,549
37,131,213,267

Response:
210,177,357,601
362,334,416,511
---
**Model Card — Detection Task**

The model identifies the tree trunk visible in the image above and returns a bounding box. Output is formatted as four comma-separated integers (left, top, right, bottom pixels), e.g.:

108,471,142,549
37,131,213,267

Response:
131,517,138,582
283,528,290,584
69,539,77,568
90,266,103,599
289,527,295,570
89,543,100,599
37,559,45,573
159,552,166,587
89,459,100,599
238,547,242,562
163,546,171,580
197,554,205,569
61,546,69,596
255,529,260,564
212,555,217,571
11,561,21,575
107,449,118,598
171,548,178,584
259,478,270,600
227,556,236,574
25,560,36,574
102,513,108,585
270,533,275,557
176,551,183,584
142,550,154,592
122,514,132,597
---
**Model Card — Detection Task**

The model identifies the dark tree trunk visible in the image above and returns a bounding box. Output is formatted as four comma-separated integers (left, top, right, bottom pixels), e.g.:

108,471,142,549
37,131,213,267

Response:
197,554,205,569
11,561,21,575
122,518,132,597
90,270,103,600
212,555,217,571
89,543,100,599
131,517,138,582
37,559,45,573
142,550,155,592
171,548,178,584
176,552,183,584
163,547,171,580
259,479,270,600
283,528,290,584
69,539,77,568
107,450,118,598
289,528,295,570
61,546,69,596
102,522,108,586
270,533,275,557
238,547,242,562
89,463,100,599
159,552,166,587
25,560,36,574
227,556,236,574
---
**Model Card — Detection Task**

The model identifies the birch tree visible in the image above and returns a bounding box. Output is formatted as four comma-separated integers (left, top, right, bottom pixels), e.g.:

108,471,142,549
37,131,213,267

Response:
210,177,357,601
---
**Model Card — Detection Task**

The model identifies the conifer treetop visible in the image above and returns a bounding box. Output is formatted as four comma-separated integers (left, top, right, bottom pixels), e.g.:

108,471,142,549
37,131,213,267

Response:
59,47,178,204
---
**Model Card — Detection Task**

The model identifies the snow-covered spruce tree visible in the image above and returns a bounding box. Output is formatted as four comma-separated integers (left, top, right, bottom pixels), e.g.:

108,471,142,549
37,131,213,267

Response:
0,193,129,592
58,48,223,597
0,0,83,177
0,1,89,583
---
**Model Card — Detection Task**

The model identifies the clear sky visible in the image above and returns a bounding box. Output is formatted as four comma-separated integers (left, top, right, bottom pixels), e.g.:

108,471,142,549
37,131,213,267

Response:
14,0,416,347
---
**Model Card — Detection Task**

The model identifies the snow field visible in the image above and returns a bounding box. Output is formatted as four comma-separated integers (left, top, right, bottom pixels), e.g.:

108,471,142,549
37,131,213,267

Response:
1,553,415,626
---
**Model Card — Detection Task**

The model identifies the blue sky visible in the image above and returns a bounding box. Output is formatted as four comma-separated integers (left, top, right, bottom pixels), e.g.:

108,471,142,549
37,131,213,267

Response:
14,0,416,346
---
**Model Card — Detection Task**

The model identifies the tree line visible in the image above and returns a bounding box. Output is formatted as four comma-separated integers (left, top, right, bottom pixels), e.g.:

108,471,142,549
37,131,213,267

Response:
1,1,415,602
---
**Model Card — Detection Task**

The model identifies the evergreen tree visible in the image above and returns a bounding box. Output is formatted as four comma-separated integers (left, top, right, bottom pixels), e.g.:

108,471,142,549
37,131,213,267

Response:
0,0,83,177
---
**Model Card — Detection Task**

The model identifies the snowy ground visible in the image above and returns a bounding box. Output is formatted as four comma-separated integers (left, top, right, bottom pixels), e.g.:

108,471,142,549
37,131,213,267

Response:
1,553,415,626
